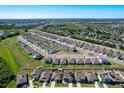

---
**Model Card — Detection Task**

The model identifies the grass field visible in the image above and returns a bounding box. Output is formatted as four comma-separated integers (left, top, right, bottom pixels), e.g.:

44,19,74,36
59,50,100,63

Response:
0,37,42,69
0,47,19,74
0,37,42,87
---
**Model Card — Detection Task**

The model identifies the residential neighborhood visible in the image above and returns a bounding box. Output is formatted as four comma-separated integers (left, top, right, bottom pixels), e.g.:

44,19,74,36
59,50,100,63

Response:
0,18,124,88
16,68,124,88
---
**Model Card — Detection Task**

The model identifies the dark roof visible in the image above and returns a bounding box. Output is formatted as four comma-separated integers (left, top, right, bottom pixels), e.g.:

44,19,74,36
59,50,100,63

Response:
76,58,84,65
91,58,101,65
52,58,60,65
44,57,53,64
51,71,62,81
60,58,68,65
74,72,86,82
33,53,43,59
84,58,92,64
101,58,110,64
39,71,51,82
100,72,113,81
85,72,97,82
31,69,42,80
16,73,28,87
109,71,124,83
63,71,73,82
68,58,76,64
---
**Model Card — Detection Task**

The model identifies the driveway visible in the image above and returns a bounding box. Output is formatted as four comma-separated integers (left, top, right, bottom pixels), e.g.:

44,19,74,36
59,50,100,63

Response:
42,82,47,88
51,81,56,88
29,79,34,88
77,82,81,88
97,75,102,82
68,83,73,88
94,81,99,88
103,83,108,88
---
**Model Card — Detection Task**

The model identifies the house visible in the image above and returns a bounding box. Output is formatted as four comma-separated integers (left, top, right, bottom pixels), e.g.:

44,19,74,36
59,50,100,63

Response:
68,58,76,65
51,71,62,83
16,73,28,88
32,53,43,60
76,42,84,48
63,71,74,83
68,47,77,52
118,71,124,78
31,69,42,80
101,58,111,65
74,72,86,83
88,45,94,51
118,54,124,61
91,58,101,65
44,57,53,64
60,58,68,65
102,48,107,55
109,71,124,84
52,58,60,65
39,71,51,82
85,72,98,83
100,72,113,84
84,58,92,65
76,58,84,65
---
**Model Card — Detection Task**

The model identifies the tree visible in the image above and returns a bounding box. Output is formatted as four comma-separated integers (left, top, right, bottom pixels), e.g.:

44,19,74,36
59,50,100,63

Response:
0,57,13,88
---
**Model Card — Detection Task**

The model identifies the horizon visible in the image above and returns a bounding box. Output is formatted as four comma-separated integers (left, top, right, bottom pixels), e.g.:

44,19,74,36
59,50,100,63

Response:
0,5,124,19
1,18,124,19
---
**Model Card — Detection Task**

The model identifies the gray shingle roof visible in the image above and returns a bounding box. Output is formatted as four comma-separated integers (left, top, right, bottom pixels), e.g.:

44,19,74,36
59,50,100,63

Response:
16,73,28,87
39,71,51,82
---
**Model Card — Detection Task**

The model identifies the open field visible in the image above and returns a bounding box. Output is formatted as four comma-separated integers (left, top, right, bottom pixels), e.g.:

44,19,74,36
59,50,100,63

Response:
0,46,19,74
0,37,42,69
0,37,42,87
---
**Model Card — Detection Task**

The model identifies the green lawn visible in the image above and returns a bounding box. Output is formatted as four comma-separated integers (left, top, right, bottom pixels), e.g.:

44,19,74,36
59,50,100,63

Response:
6,80,16,88
0,37,42,87
81,83,94,88
56,83,68,87
108,84,122,88
0,37,42,69
0,47,19,74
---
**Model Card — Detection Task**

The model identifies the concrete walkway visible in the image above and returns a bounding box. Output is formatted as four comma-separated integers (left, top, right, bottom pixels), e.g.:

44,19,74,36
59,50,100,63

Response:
94,81,99,88
42,82,47,88
77,82,81,88
29,79,34,88
51,81,56,88
103,83,108,88
68,83,73,88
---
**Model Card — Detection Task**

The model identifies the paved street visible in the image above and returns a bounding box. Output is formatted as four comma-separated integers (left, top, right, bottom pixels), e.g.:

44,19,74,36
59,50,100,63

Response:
51,81,56,88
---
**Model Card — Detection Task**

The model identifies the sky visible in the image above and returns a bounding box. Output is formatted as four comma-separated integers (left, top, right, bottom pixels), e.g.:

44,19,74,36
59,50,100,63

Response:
0,5,124,19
